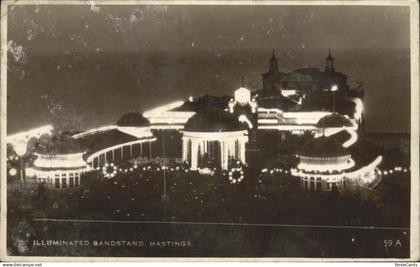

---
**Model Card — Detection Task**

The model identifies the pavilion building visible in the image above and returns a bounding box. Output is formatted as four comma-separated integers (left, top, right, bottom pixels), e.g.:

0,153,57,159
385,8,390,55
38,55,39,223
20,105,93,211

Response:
181,108,249,171
293,136,355,192
73,113,156,169
28,135,89,189
292,135,382,192
32,152,88,189
6,48,382,191
261,49,351,95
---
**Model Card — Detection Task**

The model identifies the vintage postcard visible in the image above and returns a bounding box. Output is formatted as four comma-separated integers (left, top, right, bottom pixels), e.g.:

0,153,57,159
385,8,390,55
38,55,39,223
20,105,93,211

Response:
1,0,419,261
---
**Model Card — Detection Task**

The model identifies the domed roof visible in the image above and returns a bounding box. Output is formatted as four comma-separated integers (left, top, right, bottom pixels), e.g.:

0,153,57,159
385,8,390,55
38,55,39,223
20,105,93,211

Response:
116,113,150,127
298,136,349,158
316,113,353,128
184,108,247,132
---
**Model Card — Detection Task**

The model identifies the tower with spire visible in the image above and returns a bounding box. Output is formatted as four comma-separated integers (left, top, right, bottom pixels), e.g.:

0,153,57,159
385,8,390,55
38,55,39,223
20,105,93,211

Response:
325,48,335,73
261,49,286,93
268,49,279,74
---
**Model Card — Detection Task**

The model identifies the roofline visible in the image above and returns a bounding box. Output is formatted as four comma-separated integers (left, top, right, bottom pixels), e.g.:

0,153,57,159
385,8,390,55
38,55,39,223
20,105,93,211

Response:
86,137,157,163
181,130,249,139
72,125,117,139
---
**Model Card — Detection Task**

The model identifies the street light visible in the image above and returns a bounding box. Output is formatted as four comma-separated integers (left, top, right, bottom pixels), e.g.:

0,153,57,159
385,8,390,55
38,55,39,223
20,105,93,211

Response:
331,85,338,113
8,168,17,176
14,141,27,187
161,131,169,202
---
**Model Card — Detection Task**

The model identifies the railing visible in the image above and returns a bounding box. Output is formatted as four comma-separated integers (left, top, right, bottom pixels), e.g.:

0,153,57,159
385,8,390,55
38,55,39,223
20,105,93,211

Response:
132,157,183,165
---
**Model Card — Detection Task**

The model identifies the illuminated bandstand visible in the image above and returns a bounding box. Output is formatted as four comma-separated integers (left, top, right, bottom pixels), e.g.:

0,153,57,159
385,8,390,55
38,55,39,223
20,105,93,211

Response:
32,152,88,189
293,136,355,192
181,108,249,171
6,50,390,198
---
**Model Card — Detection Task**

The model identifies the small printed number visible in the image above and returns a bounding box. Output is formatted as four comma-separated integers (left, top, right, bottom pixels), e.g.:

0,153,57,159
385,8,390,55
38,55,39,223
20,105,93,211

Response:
384,239,402,248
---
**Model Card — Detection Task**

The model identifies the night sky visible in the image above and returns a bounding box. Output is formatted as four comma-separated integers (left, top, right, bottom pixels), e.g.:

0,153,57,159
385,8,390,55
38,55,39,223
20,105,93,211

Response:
6,4,411,134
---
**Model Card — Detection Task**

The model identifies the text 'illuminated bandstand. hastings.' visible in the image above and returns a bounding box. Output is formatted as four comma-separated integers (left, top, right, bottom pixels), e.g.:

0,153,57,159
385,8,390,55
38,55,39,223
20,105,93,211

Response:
181,108,249,171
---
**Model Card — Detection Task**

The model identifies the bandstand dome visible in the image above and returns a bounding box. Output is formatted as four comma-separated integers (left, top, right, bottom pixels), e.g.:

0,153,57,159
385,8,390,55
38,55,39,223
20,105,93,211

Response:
294,136,355,192
32,136,88,189
116,113,150,127
184,108,247,132
299,136,349,158
316,113,353,128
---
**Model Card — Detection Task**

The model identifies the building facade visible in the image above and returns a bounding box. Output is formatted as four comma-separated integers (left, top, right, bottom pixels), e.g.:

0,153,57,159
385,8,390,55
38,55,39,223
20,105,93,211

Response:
7,49,377,189
261,49,350,95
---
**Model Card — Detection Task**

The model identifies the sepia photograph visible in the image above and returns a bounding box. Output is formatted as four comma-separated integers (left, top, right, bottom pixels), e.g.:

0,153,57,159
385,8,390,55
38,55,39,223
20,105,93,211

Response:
1,0,419,261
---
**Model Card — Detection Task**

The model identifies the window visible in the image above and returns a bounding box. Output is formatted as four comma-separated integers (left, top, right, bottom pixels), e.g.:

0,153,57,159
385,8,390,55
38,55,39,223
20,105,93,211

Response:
75,176,79,187
55,178,60,189
316,181,322,192
310,181,315,191
62,178,67,188
69,177,74,187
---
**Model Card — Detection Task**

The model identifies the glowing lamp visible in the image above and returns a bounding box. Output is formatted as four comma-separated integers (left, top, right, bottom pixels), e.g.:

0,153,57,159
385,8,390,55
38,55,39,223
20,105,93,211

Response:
331,85,338,92
14,142,27,157
353,98,363,120
234,87,251,105
8,168,17,176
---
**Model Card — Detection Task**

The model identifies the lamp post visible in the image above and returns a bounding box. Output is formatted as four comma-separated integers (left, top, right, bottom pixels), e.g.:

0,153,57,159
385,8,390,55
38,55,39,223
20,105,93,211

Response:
331,85,338,113
161,130,169,202
14,141,27,188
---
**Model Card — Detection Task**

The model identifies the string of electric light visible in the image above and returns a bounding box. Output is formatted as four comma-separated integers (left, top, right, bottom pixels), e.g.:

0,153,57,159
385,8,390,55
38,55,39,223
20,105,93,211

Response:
378,166,410,176
258,166,409,177
197,167,216,176
102,162,119,179
95,162,191,175
94,161,251,184
227,167,244,184
261,168,291,175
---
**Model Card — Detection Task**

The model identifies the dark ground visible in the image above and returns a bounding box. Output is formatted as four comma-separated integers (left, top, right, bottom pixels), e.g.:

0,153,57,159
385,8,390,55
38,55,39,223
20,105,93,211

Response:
6,161,410,258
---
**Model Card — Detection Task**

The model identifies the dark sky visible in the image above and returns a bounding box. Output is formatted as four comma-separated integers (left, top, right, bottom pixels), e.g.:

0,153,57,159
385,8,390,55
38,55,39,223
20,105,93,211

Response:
7,4,411,134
